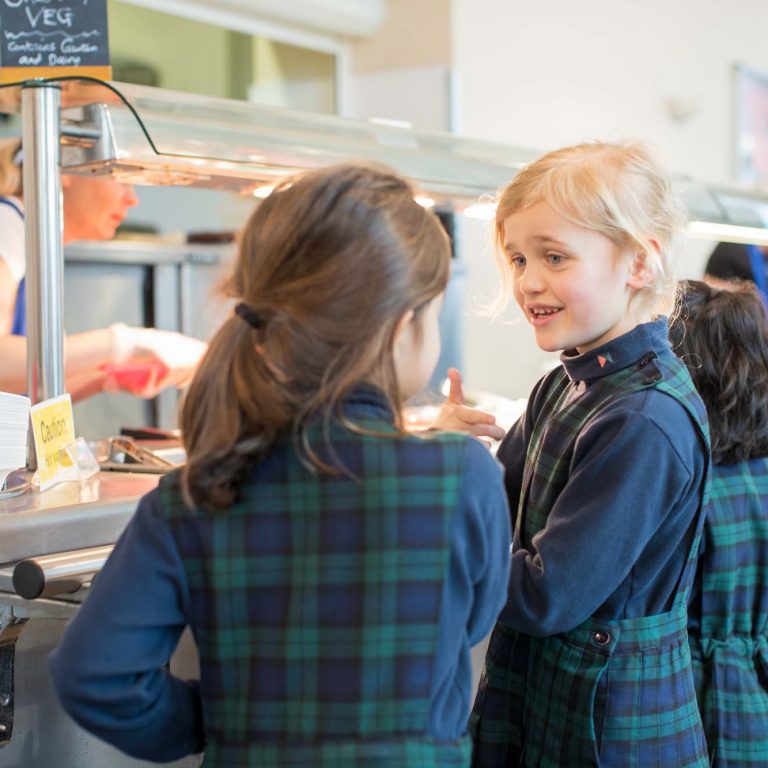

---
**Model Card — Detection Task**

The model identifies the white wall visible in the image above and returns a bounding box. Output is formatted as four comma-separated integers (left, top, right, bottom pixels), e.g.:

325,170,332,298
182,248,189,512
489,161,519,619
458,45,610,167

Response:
447,0,768,398
345,0,452,130
347,64,452,131
350,0,451,74
451,0,768,184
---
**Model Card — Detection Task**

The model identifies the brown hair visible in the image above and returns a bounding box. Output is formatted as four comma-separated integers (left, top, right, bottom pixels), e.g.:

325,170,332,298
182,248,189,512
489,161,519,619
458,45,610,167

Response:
180,163,451,512
670,279,768,464
0,138,22,198
494,141,685,317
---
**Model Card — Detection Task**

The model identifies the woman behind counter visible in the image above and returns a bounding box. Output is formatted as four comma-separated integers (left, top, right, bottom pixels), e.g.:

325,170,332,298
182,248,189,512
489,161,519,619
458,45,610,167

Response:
0,137,206,400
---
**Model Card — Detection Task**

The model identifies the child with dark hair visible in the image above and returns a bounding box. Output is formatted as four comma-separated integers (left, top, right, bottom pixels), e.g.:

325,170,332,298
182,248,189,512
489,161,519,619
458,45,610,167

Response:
671,279,768,767
49,163,511,767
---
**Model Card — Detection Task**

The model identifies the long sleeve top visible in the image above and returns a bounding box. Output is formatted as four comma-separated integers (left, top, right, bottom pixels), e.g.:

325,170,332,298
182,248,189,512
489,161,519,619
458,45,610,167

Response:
49,387,511,763
496,318,708,636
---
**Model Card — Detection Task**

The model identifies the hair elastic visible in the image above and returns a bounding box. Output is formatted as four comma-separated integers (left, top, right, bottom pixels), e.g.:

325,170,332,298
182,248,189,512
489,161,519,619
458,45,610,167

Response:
235,301,265,329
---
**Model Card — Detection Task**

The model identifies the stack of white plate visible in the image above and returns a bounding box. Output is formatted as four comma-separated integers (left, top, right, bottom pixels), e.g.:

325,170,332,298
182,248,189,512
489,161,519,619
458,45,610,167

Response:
0,391,30,489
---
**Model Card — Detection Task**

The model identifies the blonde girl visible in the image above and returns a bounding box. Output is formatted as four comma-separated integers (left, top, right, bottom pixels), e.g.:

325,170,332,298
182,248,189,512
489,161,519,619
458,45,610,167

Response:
467,142,711,767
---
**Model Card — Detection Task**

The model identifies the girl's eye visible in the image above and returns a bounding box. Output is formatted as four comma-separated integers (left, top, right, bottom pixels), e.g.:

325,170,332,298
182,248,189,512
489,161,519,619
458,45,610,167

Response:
547,253,565,265
510,255,526,269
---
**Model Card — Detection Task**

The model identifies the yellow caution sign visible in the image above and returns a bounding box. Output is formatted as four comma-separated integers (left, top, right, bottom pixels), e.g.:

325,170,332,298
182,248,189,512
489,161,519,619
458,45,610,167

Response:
30,393,77,490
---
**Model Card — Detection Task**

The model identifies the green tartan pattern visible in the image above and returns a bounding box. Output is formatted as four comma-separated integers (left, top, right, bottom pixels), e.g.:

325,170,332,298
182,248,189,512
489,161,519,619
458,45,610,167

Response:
203,735,473,767
471,352,711,767
518,359,710,545
159,414,473,767
689,458,768,766
474,602,706,767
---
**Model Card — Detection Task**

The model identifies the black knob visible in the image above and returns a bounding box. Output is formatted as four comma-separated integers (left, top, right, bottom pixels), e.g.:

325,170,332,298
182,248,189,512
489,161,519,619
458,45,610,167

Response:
13,560,45,600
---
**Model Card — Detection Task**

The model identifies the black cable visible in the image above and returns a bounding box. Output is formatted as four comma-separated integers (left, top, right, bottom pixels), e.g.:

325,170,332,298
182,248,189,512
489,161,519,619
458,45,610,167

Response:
0,76,164,155
0,75,261,167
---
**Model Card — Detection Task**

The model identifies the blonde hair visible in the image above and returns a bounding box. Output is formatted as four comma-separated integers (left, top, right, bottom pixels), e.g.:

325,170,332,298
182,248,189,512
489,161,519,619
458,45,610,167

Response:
0,138,22,198
494,141,685,317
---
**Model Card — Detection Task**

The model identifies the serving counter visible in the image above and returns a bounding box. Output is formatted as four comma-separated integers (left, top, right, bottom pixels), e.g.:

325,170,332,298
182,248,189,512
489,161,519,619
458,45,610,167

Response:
0,471,157,565
0,469,204,767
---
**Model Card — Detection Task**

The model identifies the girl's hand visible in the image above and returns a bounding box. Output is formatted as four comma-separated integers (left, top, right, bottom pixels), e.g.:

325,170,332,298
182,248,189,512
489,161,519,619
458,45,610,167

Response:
431,368,506,440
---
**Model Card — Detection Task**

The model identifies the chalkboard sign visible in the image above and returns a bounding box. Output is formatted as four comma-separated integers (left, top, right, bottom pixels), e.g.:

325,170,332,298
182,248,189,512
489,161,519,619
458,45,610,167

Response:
0,0,111,83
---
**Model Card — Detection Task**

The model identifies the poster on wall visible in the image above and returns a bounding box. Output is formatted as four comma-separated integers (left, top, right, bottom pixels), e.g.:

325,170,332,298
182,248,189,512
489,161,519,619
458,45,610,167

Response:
735,64,768,186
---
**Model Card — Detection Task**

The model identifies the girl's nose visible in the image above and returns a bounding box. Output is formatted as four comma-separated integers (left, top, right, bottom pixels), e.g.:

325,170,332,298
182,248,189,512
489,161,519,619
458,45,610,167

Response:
518,263,545,295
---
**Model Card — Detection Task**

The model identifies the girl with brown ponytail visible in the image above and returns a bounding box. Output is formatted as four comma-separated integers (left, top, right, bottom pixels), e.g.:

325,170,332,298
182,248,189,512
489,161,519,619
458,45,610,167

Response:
51,163,511,767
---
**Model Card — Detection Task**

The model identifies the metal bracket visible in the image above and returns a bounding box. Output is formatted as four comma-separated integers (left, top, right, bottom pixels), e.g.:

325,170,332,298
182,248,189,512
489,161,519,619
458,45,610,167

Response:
0,617,28,745
60,103,115,170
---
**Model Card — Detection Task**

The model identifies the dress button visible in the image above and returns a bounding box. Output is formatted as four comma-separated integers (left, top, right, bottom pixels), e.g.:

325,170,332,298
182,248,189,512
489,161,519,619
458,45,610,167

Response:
593,630,611,646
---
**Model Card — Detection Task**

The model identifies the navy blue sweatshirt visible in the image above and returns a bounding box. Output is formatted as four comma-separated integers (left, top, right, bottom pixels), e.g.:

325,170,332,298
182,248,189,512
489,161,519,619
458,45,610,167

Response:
497,319,707,635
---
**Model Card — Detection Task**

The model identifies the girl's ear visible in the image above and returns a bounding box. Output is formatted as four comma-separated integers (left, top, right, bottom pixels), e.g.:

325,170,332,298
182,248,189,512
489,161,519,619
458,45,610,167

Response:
392,308,415,350
391,308,416,393
627,243,658,290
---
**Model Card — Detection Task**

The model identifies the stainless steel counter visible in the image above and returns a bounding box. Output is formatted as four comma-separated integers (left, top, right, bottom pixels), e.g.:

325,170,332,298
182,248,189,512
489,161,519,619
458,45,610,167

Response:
0,472,204,768
0,471,159,566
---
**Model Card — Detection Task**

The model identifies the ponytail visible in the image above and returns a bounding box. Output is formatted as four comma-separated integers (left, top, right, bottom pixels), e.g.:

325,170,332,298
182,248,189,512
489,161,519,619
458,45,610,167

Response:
180,316,287,511
179,163,450,513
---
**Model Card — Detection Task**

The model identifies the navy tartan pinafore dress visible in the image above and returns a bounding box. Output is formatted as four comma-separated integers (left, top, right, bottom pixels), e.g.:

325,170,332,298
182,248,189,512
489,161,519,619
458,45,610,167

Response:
470,352,711,768
688,457,768,767
159,408,484,768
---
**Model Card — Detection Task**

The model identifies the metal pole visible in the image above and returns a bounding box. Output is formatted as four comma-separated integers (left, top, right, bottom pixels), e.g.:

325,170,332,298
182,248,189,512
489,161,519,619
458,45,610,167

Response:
21,82,64,471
